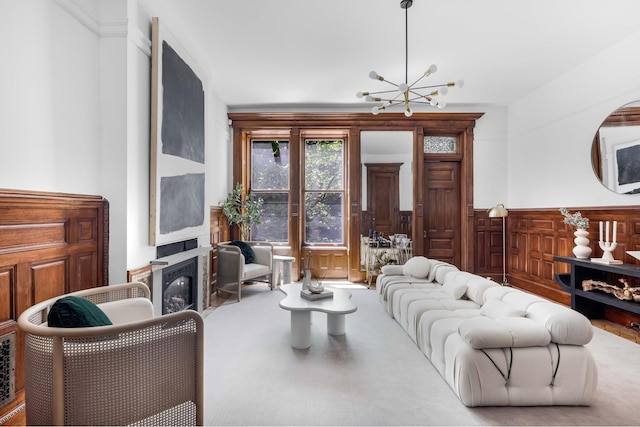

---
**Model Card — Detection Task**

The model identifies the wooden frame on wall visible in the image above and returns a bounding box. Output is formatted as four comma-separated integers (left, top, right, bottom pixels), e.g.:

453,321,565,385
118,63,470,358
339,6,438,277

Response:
150,17,207,246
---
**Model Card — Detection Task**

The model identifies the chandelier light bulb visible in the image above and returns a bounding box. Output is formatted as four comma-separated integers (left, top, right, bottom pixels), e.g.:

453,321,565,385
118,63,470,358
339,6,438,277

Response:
404,107,413,117
372,106,381,115
437,101,447,109
369,71,383,81
430,98,438,106
456,80,465,88
356,91,364,98
438,86,448,96
398,83,409,93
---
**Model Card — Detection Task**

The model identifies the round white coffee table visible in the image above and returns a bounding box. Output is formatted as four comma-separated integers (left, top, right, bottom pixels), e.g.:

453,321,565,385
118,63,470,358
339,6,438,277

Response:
279,283,357,349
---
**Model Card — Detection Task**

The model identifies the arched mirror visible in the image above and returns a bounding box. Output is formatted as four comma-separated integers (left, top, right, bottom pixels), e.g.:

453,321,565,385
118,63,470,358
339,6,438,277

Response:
592,101,640,194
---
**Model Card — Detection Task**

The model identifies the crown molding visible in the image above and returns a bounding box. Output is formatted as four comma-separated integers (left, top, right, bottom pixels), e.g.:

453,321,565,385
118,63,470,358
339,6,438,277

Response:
53,0,151,56
53,0,101,36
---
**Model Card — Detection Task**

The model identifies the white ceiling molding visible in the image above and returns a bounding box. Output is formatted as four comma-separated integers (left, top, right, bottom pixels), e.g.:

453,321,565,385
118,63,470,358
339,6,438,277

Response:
53,0,100,36
53,0,128,38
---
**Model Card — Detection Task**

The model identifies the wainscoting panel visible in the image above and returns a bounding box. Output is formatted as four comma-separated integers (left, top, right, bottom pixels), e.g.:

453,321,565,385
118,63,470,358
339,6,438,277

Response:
475,206,640,326
0,190,108,424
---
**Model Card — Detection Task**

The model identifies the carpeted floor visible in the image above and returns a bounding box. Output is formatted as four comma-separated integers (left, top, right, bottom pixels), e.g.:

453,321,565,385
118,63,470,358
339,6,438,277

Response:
202,283,640,426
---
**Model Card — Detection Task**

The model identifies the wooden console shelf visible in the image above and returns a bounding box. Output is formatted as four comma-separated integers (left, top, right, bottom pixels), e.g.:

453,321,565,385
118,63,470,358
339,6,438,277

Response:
554,255,640,318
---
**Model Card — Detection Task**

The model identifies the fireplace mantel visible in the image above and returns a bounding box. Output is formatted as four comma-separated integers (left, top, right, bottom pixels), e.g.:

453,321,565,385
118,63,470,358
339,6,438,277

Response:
151,246,211,316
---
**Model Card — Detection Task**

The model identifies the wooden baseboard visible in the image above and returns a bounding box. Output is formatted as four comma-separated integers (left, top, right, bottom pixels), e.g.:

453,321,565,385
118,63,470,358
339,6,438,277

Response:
0,391,25,426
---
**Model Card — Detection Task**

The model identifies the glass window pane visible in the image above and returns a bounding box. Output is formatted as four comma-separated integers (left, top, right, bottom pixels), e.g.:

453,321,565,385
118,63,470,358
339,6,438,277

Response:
305,192,343,243
251,193,289,242
424,136,457,153
304,140,343,190
252,140,289,190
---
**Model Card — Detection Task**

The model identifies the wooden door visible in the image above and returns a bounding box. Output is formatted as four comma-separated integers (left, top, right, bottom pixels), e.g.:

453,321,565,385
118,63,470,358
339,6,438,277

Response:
423,161,461,265
366,163,401,237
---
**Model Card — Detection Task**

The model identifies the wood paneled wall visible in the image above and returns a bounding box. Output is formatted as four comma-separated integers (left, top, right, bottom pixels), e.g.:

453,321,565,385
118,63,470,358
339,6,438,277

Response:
209,206,229,298
475,206,640,325
0,189,108,424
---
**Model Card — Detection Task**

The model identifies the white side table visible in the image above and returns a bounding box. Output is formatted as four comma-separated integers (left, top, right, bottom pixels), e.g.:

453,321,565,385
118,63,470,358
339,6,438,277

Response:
273,255,295,286
279,283,357,349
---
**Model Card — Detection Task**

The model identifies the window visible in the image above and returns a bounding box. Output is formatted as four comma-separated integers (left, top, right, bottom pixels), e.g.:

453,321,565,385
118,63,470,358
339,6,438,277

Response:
303,139,345,244
250,140,290,242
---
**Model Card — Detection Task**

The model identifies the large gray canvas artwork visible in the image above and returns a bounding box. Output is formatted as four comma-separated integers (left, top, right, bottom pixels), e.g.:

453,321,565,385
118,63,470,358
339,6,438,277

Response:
150,17,207,245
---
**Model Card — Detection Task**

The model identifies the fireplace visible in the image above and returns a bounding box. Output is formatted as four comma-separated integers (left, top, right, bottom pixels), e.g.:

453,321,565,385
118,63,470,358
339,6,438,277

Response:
151,239,211,316
162,257,198,314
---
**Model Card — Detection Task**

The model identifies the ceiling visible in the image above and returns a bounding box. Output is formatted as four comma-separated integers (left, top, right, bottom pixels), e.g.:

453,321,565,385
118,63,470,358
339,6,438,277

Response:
139,0,640,111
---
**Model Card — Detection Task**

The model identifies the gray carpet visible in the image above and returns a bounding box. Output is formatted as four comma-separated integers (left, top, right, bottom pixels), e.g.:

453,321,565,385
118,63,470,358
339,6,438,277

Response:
203,283,640,426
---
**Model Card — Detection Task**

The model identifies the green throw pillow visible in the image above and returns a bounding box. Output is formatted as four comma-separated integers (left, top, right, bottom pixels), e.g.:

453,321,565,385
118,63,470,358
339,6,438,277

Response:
47,296,113,328
229,240,255,264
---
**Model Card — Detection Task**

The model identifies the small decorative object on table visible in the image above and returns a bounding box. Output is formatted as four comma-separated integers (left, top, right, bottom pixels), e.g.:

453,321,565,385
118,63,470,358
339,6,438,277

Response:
583,278,640,302
301,251,312,291
300,288,334,301
560,208,592,259
299,252,332,299
592,220,622,264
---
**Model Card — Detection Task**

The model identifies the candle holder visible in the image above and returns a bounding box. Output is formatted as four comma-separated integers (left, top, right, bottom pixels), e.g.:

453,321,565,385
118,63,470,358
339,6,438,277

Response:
598,240,618,262
592,220,623,264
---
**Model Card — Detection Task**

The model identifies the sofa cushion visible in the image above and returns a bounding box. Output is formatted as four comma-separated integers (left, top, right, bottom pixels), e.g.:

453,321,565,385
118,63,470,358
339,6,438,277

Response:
458,317,551,349
526,302,594,345
441,278,467,299
480,298,526,319
465,278,500,305
381,264,405,276
48,296,113,328
229,240,255,264
403,256,431,279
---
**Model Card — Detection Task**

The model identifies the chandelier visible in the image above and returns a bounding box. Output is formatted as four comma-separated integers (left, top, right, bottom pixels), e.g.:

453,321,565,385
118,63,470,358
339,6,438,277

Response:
356,0,464,117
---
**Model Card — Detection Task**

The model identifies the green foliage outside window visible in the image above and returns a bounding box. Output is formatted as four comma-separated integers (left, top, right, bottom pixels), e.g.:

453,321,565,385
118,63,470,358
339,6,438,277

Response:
251,141,290,242
304,140,344,243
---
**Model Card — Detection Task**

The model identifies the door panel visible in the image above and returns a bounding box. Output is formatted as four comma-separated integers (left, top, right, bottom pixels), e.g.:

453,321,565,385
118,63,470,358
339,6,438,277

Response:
423,161,461,266
366,163,401,237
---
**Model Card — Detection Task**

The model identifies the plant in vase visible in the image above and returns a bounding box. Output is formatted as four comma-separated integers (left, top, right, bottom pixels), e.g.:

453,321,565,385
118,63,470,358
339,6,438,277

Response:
221,183,263,241
560,208,591,259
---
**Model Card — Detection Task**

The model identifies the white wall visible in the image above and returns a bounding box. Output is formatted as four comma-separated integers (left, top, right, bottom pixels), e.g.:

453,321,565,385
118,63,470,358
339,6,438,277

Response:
0,1,102,193
0,0,231,283
507,30,640,208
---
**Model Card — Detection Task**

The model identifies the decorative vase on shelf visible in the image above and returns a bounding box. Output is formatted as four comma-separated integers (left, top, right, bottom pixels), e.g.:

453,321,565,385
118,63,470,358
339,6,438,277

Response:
573,229,592,259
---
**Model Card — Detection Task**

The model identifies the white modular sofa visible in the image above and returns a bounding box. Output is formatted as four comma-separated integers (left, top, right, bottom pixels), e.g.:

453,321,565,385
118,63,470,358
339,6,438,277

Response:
376,257,598,407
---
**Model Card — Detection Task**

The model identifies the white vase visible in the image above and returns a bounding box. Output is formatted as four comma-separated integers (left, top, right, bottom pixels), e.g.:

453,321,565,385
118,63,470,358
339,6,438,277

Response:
573,229,592,259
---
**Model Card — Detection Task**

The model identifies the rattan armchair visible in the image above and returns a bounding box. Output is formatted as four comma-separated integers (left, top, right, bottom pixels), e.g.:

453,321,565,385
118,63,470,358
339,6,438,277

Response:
17,282,204,426
218,241,274,301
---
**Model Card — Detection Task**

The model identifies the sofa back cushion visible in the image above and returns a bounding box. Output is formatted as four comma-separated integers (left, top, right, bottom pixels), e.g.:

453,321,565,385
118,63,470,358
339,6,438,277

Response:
464,277,499,305
402,256,432,279
480,298,526,319
441,278,467,299
381,264,405,276
526,302,594,345
458,317,551,349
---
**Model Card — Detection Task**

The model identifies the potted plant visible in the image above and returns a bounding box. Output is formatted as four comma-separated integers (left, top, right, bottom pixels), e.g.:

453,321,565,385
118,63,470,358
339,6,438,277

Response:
221,183,263,241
